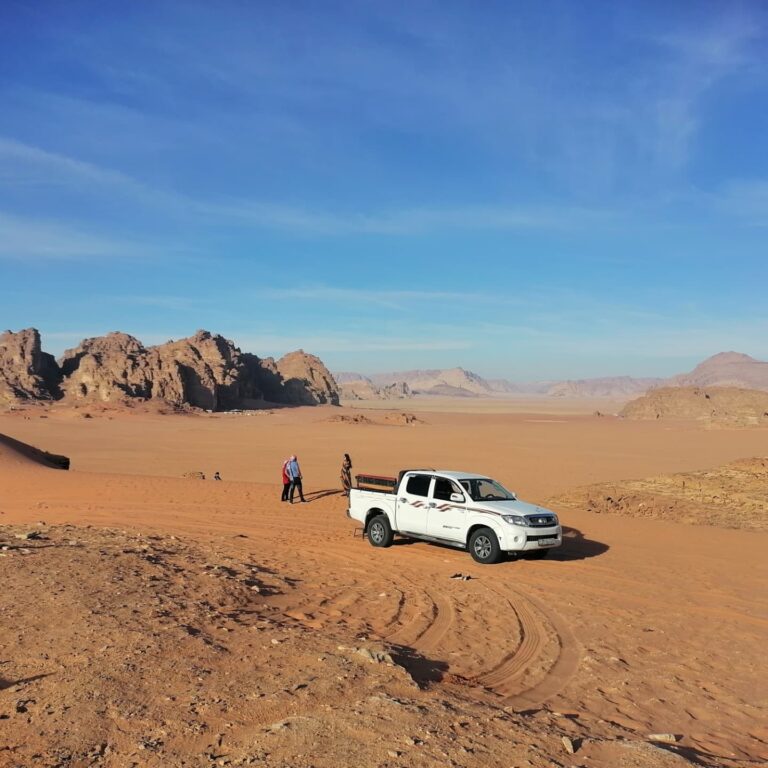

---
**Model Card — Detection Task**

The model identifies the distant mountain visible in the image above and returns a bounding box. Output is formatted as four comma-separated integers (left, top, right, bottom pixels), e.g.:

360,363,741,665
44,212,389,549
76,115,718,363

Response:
546,376,664,398
367,367,494,397
337,351,768,401
338,378,412,401
334,371,373,384
667,352,768,391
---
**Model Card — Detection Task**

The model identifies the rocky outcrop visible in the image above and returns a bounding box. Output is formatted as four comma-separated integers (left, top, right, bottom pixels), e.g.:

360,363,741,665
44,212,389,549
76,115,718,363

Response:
60,331,329,410
261,350,340,405
60,332,156,403
621,386,768,426
151,331,262,410
1,328,338,411
0,328,60,404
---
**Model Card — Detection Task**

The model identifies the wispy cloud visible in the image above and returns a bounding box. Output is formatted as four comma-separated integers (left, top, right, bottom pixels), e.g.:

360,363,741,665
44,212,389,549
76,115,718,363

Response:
201,199,614,235
1,134,618,235
0,211,145,261
642,18,760,170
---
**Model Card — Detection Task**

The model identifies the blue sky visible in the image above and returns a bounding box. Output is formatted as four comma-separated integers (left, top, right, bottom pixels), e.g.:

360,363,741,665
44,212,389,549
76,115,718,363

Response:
1,1,766,379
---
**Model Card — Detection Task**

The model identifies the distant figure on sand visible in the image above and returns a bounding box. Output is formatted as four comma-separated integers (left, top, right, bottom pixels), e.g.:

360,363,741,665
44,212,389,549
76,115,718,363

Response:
213,471,222,481
340,453,352,496
281,458,291,502
287,455,306,503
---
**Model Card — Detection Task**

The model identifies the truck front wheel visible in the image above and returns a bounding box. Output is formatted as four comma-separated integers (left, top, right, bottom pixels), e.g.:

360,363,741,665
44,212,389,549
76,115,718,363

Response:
368,515,394,548
468,527,501,564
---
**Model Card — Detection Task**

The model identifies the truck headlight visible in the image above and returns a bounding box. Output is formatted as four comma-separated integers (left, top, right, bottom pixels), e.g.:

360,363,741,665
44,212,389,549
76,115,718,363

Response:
502,514,527,526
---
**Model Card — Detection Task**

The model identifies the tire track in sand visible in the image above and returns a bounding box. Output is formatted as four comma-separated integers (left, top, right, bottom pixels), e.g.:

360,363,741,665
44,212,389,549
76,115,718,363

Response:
474,583,580,709
384,575,455,653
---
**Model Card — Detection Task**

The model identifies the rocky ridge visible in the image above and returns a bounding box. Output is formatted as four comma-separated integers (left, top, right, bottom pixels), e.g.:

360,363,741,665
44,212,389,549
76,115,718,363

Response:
1,329,339,410
620,386,768,426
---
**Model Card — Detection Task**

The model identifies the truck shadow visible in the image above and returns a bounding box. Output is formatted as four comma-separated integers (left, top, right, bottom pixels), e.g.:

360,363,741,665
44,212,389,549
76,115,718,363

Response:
388,644,449,687
545,526,609,561
391,527,609,561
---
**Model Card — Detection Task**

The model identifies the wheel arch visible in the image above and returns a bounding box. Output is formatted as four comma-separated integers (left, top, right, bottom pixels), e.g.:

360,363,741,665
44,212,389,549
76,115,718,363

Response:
466,521,502,547
364,508,385,532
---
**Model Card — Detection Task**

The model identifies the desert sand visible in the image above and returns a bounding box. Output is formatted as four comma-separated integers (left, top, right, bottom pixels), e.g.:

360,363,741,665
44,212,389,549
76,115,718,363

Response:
1,401,767,767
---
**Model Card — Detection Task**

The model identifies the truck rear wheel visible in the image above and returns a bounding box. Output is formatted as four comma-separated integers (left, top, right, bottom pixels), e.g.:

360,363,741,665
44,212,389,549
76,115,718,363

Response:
368,514,394,548
468,527,501,564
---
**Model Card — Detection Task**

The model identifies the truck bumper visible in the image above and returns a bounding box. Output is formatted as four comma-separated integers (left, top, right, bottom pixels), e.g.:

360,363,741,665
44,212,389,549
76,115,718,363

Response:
500,526,562,552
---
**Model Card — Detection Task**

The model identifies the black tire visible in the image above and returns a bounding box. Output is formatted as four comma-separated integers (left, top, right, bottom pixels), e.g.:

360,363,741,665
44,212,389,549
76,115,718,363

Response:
468,527,501,564
523,548,549,560
367,514,394,548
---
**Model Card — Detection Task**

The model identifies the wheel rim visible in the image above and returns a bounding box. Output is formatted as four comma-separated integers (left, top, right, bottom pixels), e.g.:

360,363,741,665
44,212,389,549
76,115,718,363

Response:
473,535,492,559
370,522,384,543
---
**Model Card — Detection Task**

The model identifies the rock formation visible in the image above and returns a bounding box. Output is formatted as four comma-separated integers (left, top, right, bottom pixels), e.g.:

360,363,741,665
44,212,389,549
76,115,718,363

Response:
59,330,268,410
620,386,768,426
0,328,339,411
263,350,339,405
0,328,60,404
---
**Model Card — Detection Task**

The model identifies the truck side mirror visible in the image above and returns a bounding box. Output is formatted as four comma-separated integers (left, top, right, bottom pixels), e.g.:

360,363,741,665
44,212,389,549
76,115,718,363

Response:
450,492,465,503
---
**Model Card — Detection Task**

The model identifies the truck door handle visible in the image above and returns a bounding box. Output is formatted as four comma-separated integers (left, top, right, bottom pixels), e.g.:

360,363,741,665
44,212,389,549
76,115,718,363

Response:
428,502,436,507
399,498,407,503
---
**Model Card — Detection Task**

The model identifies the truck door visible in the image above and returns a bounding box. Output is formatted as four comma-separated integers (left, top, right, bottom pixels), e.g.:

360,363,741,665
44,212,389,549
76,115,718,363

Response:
428,476,467,542
396,473,433,536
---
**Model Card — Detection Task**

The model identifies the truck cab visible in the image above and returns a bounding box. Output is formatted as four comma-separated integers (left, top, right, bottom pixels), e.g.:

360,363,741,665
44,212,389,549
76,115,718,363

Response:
347,469,562,564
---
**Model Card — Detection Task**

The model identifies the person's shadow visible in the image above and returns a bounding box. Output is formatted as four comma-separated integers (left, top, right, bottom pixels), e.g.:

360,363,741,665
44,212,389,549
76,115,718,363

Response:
387,644,449,687
0,672,52,690
303,488,345,502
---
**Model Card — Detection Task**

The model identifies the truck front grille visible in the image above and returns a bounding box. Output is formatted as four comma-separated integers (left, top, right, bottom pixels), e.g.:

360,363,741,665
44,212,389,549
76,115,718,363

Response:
525,515,556,528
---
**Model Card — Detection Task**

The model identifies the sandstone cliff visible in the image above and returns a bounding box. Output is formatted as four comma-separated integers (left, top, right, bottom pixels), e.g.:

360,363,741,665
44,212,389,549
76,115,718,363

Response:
265,350,340,405
0,328,59,404
1,328,338,411
59,330,266,410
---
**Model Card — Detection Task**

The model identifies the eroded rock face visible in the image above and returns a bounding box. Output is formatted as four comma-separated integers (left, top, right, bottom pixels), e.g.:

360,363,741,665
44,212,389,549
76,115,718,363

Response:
60,332,155,403
1,328,338,411
272,350,340,405
60,330,266,410
0,328,60,404
152,331,262,410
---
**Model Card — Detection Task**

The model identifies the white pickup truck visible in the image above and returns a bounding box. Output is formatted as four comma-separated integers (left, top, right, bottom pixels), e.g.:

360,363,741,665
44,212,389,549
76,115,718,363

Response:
347,469,562,564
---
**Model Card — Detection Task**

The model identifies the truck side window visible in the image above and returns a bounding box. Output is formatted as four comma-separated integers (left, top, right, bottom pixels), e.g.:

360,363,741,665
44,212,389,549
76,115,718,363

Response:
405,474,431,497
433,477,461,501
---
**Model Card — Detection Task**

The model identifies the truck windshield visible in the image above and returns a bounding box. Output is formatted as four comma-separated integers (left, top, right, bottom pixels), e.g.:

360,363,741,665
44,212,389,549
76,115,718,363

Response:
459,478,516,502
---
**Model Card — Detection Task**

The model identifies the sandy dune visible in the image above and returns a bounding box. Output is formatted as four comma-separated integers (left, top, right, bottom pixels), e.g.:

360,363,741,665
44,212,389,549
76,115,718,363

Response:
1,405,766,767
